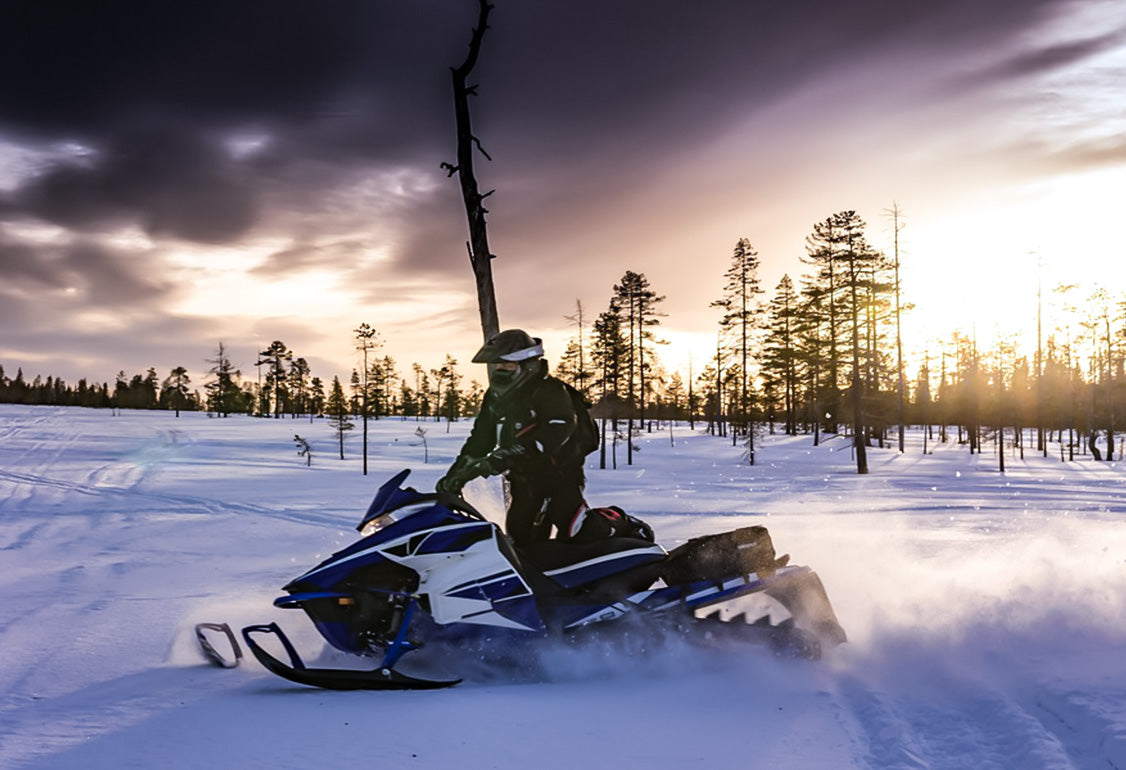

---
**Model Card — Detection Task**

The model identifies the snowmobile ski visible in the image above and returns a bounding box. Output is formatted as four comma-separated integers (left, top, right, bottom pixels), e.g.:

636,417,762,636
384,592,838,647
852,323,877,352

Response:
241,623,461,691
195,622,243,668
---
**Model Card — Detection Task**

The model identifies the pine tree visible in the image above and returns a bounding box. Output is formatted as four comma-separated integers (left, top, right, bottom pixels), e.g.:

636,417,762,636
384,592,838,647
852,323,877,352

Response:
141,368,159,408
256,340,292,418
326,376,353,460
287,357,311,418
561,300,593,396
400,378,418,418
162,366,192,417
802,211,887,473
556,338,594,397
591,306,629,470
353,323,381,476
308,376,325,420
613,270,665,460
761,275,802,435
433,355,461,432
712,238,765,461
803,217,847,434
205,342,242,417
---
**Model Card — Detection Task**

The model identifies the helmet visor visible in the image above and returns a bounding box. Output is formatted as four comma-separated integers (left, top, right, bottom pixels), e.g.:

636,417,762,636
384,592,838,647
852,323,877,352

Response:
472,330,543,364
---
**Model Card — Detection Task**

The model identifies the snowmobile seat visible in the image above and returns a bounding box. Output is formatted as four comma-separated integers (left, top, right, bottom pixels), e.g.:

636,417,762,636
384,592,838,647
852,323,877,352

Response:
517,537,667,591
519,537,663,571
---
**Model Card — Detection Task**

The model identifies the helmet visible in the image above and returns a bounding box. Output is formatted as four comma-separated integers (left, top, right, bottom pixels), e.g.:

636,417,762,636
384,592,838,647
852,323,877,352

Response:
473,329,545,397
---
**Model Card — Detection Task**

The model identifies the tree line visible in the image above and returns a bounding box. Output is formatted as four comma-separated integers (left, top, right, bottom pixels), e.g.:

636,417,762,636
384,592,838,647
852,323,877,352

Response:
5,207,1126,473
0,337,483,425
549,209,1126,473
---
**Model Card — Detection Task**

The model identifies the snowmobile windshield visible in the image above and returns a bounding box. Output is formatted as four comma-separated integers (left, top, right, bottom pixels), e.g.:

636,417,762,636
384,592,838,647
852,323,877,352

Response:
357,469,426,532
357,469,489,536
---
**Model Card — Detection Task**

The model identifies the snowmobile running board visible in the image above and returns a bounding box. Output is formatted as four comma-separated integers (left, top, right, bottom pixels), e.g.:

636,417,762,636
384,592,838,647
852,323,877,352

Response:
240,623,461,691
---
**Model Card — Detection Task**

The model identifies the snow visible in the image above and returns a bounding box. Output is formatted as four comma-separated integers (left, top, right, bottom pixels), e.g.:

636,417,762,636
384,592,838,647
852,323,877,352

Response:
2,404,1125,769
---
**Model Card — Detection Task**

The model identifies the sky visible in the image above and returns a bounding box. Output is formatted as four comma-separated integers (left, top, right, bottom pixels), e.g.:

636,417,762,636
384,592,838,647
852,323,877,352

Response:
1,0,1124,390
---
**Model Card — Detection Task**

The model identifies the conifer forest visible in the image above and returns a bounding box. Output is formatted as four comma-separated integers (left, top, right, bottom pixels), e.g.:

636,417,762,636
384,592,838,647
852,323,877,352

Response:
4,209,1124,471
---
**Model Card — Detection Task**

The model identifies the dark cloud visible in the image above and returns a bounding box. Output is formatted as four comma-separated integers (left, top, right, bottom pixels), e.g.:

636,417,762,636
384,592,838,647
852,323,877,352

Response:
0,2,459,139
0,0,1072,224
0,0,1076,261
9,122,258,242
0,233,53,285
951,27,1126,88
0,1,478,258
476,0,1065,159
0,233,173,306
65,240,175,305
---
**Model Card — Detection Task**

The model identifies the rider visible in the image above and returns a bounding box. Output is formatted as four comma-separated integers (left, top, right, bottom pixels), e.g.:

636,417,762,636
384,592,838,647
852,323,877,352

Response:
436,329,596,547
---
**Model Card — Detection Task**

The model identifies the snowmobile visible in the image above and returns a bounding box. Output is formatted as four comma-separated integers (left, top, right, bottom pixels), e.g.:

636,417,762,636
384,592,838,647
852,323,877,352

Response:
198,469,845,690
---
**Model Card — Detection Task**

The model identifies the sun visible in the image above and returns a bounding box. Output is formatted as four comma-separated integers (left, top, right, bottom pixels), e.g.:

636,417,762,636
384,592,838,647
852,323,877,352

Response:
894,163,1126,368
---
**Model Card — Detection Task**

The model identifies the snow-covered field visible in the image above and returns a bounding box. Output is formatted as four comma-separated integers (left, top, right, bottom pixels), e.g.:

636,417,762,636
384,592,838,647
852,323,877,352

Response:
1,404,1124,769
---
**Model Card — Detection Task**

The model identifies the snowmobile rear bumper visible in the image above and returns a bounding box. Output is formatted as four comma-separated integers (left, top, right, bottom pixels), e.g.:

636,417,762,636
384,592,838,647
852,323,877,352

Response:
240,623,461,691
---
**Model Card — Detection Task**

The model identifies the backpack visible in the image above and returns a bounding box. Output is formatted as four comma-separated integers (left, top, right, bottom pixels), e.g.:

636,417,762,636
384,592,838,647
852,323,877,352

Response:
661,525,789,584
561,381,599,457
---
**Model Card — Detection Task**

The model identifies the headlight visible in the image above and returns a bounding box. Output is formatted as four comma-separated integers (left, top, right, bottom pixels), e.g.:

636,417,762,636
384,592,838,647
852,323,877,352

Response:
360,502,433,537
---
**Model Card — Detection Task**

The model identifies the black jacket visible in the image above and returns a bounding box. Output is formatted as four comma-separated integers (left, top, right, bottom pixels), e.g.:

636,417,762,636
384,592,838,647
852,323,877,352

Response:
456,371,587,478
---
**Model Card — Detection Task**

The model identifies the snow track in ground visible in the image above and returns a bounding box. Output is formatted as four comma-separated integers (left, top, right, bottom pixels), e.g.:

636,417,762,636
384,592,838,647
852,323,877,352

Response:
832,649,1126,770
1,405,1123,769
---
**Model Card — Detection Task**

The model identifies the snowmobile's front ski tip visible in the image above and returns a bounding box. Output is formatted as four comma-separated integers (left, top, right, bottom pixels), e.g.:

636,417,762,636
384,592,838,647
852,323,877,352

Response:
241,623,461,691
195,622,243,668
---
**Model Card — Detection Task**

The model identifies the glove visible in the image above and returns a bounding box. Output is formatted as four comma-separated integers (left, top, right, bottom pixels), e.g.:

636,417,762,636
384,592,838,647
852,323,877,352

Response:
435,472,466,495
437,445,528,495
436,457,480,495
478,444,526,476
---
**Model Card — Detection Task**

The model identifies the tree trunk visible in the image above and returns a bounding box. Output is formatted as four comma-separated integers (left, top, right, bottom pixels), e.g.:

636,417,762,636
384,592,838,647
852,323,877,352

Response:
848,274,868,474
449,0,500,341
1088,431,1103,461
998,426,1005,473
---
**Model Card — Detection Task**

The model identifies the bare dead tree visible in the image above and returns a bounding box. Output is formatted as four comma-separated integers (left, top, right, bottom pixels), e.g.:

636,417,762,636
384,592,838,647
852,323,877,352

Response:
443,0,500,341
887,202,906,453
564,299,590,394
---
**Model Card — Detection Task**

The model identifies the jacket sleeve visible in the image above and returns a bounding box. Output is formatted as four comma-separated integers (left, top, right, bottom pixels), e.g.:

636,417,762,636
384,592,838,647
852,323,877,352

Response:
456,395,498,463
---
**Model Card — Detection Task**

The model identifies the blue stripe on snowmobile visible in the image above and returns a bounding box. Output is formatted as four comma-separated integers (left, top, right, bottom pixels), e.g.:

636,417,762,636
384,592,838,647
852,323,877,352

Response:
294,521,490,586
541,544,666,589
414,523,493,554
